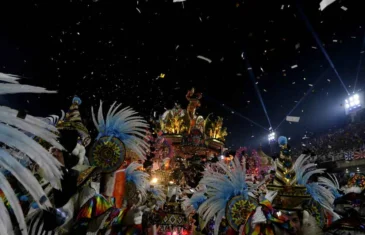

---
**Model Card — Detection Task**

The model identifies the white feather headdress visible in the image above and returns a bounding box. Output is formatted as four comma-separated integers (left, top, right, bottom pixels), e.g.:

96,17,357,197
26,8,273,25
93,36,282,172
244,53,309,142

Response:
0,72,62,235
91,101,149,160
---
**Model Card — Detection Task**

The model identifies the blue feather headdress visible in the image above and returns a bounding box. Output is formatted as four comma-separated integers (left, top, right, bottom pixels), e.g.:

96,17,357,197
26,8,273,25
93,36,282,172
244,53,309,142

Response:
293,154,340,220
197,157,258,234
91,101,149,160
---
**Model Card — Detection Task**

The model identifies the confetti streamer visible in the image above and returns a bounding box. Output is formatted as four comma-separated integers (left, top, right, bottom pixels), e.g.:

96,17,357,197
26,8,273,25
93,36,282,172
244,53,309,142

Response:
341,6,348,11
291,64,298,69
197,55,212,63
173,0,186,2
319,0,336,11
286,116,300,122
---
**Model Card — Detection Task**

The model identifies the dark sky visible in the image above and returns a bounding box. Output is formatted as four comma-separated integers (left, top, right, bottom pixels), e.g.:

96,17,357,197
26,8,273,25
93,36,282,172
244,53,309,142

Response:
0,0,364,152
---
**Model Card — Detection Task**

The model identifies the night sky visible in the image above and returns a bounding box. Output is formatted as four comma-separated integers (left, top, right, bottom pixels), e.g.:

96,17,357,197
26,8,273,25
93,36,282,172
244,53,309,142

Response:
0,0,364,151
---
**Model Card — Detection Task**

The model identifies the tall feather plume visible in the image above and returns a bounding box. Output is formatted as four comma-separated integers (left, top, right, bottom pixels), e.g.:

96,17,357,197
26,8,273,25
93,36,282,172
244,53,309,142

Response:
0,173,27,235
318,174,342,199
293,154,340,220
91,101,149,160
0,196,14,235
125,162,150,198
0,72,61,235
197,157,256,234
0,149,52,209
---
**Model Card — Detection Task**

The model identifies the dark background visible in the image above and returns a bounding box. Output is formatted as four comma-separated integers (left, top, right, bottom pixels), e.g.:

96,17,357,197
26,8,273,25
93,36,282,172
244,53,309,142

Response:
0,0,364,152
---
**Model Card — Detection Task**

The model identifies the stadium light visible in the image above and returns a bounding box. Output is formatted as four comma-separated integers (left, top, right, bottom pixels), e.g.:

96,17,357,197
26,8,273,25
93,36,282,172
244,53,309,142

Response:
268,132,276,142
345,94,361,111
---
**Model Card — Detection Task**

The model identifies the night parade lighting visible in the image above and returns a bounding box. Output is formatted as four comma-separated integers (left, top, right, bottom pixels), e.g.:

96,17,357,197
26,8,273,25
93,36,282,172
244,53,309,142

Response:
268,132,276,142
345,94,361,110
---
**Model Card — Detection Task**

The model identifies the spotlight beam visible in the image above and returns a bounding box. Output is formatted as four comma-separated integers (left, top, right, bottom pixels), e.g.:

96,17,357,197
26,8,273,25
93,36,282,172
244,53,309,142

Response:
353,32,365,93
275,67,331,131
296,0,350,95
204,95,269,131
243,53,273,130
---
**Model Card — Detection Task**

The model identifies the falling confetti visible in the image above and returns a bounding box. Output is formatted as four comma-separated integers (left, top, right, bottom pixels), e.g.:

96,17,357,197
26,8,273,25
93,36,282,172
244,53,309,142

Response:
341,6,348,11
136,8,141,13
319,0,337,11
197,55,212,63
308,84,313,87
291,64,298,69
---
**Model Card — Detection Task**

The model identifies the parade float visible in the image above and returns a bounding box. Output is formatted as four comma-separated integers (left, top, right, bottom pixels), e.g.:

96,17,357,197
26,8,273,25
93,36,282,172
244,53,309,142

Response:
146,88,229,234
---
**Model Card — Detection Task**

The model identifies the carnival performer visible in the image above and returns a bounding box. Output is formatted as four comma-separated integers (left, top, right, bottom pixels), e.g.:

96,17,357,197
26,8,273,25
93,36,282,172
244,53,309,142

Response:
188,135,340,235
23,98,153,235
0,72,63,235
186,88,202,133
322,173,365,235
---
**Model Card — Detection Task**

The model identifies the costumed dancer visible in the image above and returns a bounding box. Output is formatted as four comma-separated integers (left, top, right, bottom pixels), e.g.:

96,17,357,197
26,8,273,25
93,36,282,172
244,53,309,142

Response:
0,72,63,235
190,135,339,235
186,88,202,133
246,136,340,235
322,173,365,234
86,101,152,234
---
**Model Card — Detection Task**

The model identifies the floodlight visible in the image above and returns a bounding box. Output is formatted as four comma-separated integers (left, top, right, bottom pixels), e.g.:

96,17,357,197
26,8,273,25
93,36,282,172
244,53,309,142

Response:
345,94,362,111
268,132,276,142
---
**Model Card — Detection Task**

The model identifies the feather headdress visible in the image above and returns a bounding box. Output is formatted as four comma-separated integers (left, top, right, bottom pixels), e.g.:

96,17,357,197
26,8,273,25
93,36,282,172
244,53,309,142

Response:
91,101,149,160
197,157,258,234
125,162,150,198
147,184,166,209
293,154,340,219
0,72,62,235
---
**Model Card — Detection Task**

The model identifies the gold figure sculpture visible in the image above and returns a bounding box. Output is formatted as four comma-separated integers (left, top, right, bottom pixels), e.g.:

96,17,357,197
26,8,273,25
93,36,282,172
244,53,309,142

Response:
186,88,202,133
205,116,227,141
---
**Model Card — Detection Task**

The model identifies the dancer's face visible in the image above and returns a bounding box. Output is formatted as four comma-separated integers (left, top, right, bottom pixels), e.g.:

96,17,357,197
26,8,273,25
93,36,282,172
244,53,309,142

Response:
287,212,302,235
50,148,65,165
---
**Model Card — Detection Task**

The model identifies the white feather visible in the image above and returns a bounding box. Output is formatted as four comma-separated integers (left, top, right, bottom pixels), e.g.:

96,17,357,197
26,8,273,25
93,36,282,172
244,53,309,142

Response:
0,72,20,84
0,173,27,235
0,124,62,189
0,149,52,209
0,106,59,133
0,110,64,150
0,84,56,95
0,196,14,235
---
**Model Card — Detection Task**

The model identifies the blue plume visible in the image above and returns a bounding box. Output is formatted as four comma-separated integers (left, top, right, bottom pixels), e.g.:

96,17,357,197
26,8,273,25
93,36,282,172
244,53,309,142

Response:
72,96,82,105
278,136,287,146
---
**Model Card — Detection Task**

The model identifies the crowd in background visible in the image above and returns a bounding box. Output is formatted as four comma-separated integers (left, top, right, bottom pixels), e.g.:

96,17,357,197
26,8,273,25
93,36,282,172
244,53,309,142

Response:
291,121,365,163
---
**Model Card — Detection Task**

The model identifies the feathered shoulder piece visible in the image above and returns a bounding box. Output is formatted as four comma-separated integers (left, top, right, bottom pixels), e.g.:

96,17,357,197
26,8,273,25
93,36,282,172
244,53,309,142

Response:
91,101,149,160
125,162,150,199
197,157,259,234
